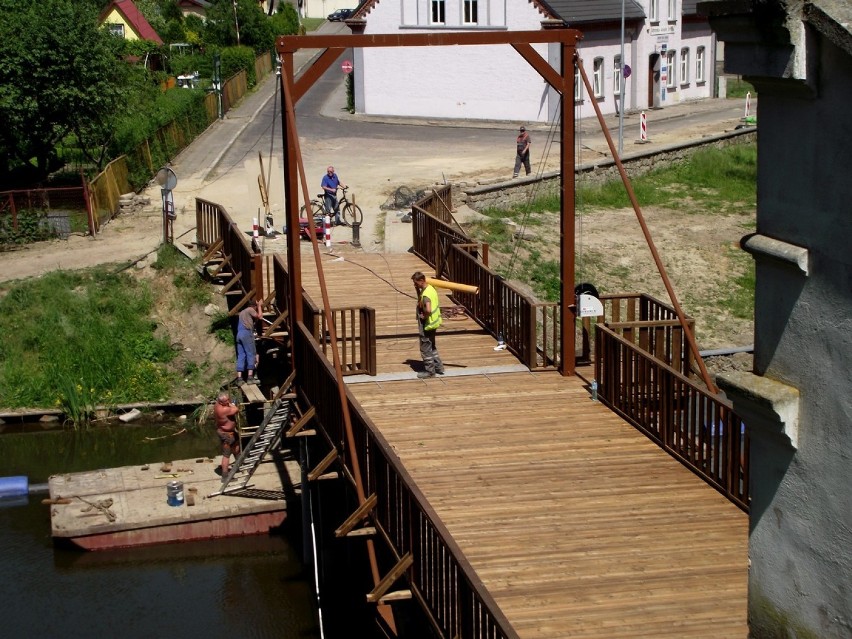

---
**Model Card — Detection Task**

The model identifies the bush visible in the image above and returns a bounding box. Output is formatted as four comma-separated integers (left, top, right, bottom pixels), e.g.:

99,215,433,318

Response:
219,45,258,87
272,3,300,36
0,209,59,248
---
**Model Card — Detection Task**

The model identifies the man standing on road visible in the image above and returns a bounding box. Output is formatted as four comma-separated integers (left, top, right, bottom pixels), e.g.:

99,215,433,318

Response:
321,165,347,225
412,271,444,379
214,391,240,478
513,126,531,178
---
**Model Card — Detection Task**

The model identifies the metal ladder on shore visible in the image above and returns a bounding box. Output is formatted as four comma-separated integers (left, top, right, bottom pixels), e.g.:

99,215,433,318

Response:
210,395,292,497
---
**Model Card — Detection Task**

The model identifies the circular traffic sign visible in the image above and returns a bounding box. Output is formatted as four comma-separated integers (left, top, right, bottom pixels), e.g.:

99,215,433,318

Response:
623,64,632,79
341,59,353,74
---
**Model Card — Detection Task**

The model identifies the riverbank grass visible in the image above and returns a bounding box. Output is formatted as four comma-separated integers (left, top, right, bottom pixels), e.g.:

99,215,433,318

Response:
0,245,229,424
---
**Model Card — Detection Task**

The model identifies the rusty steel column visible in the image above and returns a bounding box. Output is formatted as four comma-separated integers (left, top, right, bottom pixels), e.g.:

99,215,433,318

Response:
280,51,302,325
560,43,577,376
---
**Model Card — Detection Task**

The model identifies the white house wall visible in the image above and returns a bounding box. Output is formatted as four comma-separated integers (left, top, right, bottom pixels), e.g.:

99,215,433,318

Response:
354,0,714,121
356,0,553,122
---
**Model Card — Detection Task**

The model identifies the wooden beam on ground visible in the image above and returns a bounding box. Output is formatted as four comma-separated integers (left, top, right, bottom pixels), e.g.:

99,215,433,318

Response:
308,448,338,482
241,383,266,403
335,493,377,537
366,553,413,603
287,405,315,437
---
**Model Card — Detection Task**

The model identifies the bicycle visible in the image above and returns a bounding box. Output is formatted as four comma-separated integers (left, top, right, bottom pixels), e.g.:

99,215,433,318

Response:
301,186,363,228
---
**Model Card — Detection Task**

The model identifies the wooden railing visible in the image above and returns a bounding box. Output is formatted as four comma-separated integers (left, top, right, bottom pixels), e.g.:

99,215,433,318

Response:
580,293,695,375
293,320,518,638
195,198,260,300
595,325,749,511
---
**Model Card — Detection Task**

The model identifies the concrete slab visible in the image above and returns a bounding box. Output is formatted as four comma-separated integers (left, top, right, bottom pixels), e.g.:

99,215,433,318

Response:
49,456,300,550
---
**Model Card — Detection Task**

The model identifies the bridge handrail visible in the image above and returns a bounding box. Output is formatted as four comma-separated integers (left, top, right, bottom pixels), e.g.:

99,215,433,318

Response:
293,319,518,638
595,323,750,511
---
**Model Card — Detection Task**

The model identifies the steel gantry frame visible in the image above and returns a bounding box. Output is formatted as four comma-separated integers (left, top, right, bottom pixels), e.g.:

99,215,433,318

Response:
275,28,581,635
276,28,583,374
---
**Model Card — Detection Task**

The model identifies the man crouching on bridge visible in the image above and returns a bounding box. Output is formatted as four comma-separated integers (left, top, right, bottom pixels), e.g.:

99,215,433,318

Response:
412,271,444,379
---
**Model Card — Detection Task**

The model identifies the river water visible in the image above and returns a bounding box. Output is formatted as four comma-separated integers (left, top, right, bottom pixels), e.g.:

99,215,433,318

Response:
1,420,321,639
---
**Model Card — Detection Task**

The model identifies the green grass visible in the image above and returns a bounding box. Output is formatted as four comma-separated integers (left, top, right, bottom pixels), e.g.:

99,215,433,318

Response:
477,143,758,305
152,244,212,310
301,17,324,32
718,247,755,319
0,268,177,421
577,144,757,214
726,78,756,99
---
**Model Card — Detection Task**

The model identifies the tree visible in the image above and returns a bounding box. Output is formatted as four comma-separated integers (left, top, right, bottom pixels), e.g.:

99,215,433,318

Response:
0,0,129,180
205,0,275,52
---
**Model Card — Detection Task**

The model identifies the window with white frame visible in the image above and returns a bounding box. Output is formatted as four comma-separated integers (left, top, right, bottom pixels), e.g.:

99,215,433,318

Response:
613,55,622,96
593,57,604,98
649,0,659,22
696,46,705,83
668,0,677,21
680,48,689,85
431,0,445,24
463,0,478,24
107,23,125,37
666,50,676,87
574,64,583,102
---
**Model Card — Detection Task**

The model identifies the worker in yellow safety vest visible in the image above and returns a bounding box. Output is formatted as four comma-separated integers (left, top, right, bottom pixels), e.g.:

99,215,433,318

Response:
412,271,444,379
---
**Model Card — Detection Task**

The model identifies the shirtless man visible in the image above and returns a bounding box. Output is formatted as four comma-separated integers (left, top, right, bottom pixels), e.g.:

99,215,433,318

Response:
214,391,240,477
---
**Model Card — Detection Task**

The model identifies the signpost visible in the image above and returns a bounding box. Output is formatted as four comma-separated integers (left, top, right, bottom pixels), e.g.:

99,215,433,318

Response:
341,59,353,74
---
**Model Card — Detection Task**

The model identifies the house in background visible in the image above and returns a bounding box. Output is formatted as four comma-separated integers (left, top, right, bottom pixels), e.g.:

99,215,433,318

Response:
99,0,163,44
701,0,852,637
177,0,212,21
345,0,716,123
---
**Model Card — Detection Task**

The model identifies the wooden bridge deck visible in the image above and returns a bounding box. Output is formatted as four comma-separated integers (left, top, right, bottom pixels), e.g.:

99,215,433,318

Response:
297,251,748,638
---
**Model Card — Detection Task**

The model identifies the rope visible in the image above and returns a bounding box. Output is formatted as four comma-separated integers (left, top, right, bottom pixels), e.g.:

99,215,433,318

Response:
506,96,563,279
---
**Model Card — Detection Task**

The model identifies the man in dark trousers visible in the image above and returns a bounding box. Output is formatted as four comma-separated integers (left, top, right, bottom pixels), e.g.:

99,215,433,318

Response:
513,126,531,178
321,165,347,225
412,272,444,379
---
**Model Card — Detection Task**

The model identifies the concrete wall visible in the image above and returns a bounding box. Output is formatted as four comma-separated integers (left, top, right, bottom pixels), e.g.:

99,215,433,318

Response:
744,34,852,639
707,2,852,637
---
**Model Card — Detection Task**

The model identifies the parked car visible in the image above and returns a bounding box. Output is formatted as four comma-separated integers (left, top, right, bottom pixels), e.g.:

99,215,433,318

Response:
327,8,354,21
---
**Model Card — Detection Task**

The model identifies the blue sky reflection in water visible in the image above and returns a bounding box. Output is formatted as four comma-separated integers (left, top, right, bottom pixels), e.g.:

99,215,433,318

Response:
0,421,320,639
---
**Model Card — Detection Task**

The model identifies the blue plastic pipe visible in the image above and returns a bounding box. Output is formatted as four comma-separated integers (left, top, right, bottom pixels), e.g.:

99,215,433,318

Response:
0,476,29,498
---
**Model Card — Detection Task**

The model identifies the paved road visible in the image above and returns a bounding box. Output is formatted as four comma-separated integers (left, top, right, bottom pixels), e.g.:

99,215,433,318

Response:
0,23,751,283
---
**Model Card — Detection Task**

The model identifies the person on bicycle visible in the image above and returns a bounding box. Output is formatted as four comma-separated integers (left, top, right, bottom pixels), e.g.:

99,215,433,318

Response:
321,166,347,225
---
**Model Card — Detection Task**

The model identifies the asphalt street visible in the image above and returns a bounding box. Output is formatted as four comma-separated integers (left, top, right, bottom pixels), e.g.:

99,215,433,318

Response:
160,21,751,256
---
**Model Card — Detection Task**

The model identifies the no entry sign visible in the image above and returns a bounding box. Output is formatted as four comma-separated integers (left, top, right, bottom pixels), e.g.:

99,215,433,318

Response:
341,60,353,74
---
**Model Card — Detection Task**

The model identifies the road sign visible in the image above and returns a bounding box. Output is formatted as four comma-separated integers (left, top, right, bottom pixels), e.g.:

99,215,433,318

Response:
341,60,353,74
623,64,631,79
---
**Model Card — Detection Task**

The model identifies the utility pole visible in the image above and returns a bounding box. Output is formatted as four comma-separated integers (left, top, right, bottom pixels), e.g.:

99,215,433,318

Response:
213,53,223,119
618,0,625,156
233,0,241,47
